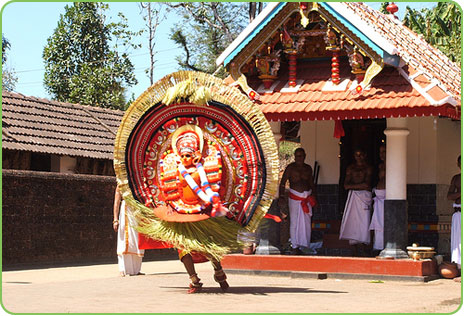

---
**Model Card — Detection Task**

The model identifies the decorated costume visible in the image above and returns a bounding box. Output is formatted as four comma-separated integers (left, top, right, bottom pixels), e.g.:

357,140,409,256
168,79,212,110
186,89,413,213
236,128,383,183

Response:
369,189,385,250
117,199,144,275
451,203,461,267
288,188,313,250
114,71,279,292
339,190,372,245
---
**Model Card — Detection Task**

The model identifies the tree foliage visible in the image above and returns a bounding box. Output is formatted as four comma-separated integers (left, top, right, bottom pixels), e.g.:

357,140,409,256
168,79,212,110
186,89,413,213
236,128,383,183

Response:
379,2,389,15
2,34,18,92
403,2,461,65
43,2,140,109
166,2,248,76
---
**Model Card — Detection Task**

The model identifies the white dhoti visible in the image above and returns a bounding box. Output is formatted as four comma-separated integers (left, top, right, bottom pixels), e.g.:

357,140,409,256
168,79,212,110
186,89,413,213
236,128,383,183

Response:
288,189,313,249
117,200,144,275
369,189,385,250
451,203,461,267
339,190,372,245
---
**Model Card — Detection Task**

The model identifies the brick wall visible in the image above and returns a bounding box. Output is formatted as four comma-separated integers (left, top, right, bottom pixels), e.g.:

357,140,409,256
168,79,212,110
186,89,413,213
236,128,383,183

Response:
3,170,118,266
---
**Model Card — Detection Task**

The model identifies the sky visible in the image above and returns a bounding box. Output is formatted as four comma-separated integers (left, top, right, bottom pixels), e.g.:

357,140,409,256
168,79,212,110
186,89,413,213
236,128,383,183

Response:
1,1,443,102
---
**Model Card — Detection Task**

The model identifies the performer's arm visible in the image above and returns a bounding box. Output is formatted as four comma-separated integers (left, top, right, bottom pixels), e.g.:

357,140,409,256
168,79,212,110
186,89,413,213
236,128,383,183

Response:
447,175,461,201
113,187,122,232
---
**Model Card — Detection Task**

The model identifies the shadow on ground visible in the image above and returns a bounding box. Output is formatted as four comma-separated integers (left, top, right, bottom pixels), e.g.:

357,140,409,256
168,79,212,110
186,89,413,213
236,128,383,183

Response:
160,286,348,295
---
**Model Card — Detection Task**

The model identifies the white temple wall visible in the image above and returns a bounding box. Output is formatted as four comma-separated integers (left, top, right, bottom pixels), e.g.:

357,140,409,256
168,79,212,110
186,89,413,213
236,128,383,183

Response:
406,116,461,185
299,120,340,184
296,117,460,187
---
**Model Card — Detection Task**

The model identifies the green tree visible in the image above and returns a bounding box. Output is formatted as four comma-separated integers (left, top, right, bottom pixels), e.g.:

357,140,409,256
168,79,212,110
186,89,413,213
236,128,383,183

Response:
379,2,389,15
403,2,461,65
2,34,18,92
43,2,139,110
166,2,248,76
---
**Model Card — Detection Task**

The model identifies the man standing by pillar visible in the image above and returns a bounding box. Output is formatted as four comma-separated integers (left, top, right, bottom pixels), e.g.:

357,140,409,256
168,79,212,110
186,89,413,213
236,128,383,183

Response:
279,148,317,255
339,149,373,256
447,155,461,280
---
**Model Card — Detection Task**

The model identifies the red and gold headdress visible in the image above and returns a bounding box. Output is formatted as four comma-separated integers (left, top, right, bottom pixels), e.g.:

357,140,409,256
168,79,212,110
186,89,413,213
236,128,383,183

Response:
114,71,279,260
171,125,203,156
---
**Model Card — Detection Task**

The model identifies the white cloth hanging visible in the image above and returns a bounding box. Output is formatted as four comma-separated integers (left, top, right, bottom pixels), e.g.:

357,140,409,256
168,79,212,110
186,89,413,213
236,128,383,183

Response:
117,200,144,275
339,190,372,245
288,188,313,249
369,189,386,250
451,204,461,267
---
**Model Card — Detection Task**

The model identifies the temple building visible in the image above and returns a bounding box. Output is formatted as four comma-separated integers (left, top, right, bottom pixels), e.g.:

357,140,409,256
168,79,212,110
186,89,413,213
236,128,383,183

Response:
216,2,461,257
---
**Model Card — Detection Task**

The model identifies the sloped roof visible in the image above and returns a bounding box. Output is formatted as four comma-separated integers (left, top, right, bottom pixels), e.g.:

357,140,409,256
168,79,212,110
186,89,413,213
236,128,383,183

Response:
217,2,461,119
248,60,460,122
2,91,124,159
343,2,460,102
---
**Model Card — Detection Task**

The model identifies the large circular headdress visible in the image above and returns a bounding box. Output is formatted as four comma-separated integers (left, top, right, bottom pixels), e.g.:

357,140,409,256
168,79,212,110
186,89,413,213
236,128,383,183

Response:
114,71,279,259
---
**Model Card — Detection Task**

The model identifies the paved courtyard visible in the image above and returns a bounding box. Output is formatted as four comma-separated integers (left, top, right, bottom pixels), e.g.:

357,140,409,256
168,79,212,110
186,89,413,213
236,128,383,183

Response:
2,259,462,314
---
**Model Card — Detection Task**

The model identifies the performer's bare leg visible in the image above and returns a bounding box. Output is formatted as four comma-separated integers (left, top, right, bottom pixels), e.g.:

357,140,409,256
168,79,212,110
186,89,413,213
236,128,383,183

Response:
181,254,203,293
211,259,229,291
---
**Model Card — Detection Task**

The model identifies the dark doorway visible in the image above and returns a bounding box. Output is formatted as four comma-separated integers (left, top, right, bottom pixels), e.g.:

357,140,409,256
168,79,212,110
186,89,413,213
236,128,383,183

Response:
338,119,386,214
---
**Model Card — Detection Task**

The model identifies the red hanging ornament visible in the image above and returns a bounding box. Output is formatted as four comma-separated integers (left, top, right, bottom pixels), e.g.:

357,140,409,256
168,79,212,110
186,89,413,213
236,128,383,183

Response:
386,2,399,15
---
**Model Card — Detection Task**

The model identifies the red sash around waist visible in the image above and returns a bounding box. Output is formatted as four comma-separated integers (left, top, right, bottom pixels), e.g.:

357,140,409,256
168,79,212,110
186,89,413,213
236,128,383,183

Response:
288,192,317,214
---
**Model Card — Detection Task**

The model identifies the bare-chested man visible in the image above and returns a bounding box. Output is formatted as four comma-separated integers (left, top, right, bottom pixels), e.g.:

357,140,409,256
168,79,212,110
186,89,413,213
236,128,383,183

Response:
447,155,461,272
369,145,386,252
339,149,373,256
279,148,317,255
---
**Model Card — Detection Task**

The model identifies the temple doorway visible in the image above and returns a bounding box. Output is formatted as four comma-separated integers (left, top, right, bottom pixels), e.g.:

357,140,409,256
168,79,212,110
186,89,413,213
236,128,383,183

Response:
338,119,386,214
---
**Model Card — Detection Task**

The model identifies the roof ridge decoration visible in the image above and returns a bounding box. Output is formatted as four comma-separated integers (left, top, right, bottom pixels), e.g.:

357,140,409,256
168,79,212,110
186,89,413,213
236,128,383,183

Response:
217,2,460,109
217,2,391,98
344,2,460,103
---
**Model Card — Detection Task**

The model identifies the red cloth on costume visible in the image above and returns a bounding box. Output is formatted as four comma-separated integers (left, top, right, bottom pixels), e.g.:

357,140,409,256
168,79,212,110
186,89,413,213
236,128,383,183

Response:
138,233,173,250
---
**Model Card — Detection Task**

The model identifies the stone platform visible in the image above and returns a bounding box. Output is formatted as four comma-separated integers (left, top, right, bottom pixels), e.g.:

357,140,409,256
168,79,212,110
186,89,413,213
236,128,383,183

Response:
222,254,439,282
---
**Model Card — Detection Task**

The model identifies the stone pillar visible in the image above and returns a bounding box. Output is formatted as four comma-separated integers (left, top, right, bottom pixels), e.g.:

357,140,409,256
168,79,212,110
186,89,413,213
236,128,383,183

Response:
380,118,409,259
255,121,282,255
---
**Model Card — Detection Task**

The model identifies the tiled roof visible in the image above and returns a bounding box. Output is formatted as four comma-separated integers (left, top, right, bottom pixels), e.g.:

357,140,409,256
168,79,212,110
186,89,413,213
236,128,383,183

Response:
2,91,124,159
344,2,460,102
248,60,460,121
219,2,460,119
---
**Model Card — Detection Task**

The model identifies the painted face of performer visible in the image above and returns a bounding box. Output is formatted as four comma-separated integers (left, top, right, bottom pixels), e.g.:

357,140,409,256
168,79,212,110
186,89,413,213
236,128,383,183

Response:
180,152,194,167
176,131,201,168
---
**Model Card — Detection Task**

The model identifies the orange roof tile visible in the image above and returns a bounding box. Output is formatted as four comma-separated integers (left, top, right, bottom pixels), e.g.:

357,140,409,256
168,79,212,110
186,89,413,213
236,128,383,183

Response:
345,2,460,101
249,60,460,121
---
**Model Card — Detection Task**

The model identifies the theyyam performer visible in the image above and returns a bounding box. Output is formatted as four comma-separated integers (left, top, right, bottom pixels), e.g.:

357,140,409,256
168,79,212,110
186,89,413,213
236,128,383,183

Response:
113,71,279,293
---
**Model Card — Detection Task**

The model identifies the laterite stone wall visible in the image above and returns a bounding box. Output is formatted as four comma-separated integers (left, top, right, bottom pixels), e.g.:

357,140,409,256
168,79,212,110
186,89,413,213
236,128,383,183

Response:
3,170,117,266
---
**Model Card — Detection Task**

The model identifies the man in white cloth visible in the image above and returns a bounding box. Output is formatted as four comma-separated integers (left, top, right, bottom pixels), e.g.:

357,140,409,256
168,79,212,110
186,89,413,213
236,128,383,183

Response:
113,187,144,276
370,144,386,253
279,148,317,255
447,155,461,282
339,149,373,256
